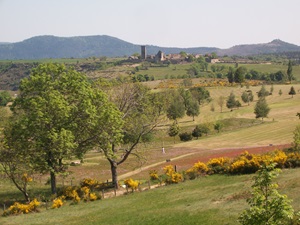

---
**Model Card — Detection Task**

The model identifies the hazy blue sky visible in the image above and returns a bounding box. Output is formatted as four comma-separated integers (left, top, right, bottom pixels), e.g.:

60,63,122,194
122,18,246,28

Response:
1,0,299,48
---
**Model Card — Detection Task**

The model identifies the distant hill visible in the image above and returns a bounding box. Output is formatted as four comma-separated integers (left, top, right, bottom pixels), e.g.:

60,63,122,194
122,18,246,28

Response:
217,39,300,56
0,35,299,59
0,35,218,60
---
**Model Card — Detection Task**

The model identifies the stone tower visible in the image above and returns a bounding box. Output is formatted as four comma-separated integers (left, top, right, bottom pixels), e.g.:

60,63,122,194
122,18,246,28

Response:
141,45,146,60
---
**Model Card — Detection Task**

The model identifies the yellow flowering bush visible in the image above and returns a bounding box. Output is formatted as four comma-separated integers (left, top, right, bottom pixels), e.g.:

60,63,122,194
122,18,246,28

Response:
3,199,40,216
80,178,99,190
207,157,230,174
124,178,140,192
229,151,262,174
286,152,300,168
186,161,208,179
51,197,64,209
269,150,288,168
149,170,159,180
163,165,183,184
61,186,81,203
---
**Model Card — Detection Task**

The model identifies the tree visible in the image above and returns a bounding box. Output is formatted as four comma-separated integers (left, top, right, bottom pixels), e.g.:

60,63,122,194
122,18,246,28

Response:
241,90,254,105
4,63,123,195
167,94,186,122
104,82,164,188
227,67,235,83
0,132,34,201
254,97,270,121
287,60,293,82
257,85,269,98
168,122,179,143
288,86,296,98
186,99,200,121
192,125,202,139
238,163,294,225
190,87,211,105
279,89,283,96
217,96,226,112
226,92,238,110
234,66,247,84
0,91,12,106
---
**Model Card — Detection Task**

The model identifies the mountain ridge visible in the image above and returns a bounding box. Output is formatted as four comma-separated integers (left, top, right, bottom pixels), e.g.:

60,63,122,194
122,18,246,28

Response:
0,35,299,60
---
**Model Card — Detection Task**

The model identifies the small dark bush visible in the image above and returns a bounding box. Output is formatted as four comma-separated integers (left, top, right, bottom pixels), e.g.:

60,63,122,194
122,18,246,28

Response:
179,132,193,141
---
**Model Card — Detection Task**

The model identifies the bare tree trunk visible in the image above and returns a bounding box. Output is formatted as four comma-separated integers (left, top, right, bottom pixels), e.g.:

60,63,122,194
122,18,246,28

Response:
109,160,118,189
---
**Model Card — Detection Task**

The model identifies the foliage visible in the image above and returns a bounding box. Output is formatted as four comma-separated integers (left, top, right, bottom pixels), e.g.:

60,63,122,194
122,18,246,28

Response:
168,122,179,142
149,170,159,181
192,125,202,139
51,197,65,209
179,132,193,142
287,60,294,82
289,86,296,97
3,199,40,216
207,157,230,174
186,161,209,179
293,125,300,151
234,66,247,83
257,85,270,98
186,99,200,121
254,97,270,120
102,82,164,188
124,178,140,192
190,87,211,105
214,121,224,133
0,91,12,106
226,92,240,110
241,90,254,105
4,63,123,195
238,163,294,225
163,165,183,184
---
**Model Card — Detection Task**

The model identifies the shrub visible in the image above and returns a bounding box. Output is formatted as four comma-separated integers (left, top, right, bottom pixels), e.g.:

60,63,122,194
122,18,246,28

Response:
3,199,40,216
149,170,159,180
60,186,81,203
124,178,140,192
207,157,230,174
51,197,64,209
163,165,183,184
186,161,208,179
179,132,193,141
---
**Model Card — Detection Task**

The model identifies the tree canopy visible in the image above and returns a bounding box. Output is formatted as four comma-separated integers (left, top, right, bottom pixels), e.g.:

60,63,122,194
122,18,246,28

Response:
4,63,123,194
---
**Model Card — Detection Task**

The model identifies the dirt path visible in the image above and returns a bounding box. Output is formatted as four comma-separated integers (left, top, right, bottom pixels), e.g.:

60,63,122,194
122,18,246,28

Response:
119,143,291,179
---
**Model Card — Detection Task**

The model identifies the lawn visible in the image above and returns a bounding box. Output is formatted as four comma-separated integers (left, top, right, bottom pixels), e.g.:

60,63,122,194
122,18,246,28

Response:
1,168,300,225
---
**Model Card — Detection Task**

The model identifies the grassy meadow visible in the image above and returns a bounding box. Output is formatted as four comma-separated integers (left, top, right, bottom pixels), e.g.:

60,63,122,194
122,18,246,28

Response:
1,168,300,225
0,60,300,224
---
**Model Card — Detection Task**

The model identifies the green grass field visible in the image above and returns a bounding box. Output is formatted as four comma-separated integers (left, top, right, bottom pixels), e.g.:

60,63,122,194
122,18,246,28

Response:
1,168,300,225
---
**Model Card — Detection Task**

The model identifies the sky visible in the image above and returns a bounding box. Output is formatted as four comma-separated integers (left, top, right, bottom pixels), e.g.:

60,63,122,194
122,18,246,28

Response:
1,0,300,49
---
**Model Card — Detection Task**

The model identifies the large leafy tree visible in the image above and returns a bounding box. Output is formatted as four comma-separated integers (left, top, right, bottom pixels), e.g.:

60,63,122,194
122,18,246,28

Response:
186,99,200,121
5,63,123,194
101,82,165,188
254,97,270,121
